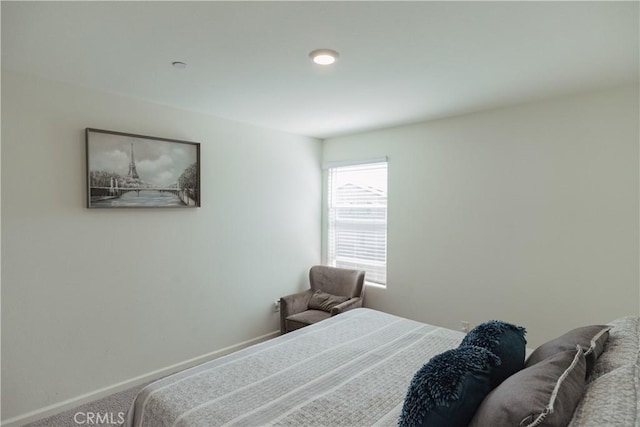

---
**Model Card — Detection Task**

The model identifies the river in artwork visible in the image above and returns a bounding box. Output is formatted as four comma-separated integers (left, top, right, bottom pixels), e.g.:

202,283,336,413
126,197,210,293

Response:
91,190,187,208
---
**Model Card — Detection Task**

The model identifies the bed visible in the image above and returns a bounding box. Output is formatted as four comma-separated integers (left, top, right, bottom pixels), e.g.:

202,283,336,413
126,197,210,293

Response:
123,308,639,427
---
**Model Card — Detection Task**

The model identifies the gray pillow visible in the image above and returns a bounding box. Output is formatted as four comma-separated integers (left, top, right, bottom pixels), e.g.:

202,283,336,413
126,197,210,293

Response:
526,325,610,375
569,365,637,427
470,346,587,427
590,316,639,381
307,291,349,312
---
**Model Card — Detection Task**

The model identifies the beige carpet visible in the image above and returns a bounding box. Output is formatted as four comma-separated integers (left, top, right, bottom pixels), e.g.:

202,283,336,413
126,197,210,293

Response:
24,383,149,427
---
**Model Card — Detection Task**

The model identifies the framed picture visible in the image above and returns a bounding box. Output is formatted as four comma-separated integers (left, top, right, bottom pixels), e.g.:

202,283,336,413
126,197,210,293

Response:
86,128,200,208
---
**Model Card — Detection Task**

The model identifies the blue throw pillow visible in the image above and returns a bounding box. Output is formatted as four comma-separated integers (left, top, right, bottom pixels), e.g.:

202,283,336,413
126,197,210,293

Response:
460,320,526,388
399,346,500,427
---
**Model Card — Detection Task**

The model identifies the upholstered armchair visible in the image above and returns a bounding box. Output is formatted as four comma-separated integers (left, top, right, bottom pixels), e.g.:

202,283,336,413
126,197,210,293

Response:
280,265,366,334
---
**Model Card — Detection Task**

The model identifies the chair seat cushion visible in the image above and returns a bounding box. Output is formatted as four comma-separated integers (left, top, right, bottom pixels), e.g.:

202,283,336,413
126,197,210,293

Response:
286,310,331,331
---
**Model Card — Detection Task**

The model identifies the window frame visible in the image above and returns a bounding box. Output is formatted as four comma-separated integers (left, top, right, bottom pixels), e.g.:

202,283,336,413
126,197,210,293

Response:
322,158,388,287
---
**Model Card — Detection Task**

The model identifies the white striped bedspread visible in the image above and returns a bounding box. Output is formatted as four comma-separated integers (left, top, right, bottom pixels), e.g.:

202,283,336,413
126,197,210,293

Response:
123,308,464,427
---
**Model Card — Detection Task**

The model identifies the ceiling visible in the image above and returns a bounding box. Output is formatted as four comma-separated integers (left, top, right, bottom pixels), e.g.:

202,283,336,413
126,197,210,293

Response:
2,1,638,139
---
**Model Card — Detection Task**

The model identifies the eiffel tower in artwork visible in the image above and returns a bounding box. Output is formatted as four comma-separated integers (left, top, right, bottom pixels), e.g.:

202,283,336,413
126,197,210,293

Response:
128,143,140,179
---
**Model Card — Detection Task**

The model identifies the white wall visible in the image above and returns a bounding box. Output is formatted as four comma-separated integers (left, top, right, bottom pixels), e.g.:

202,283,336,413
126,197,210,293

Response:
324,85,640,348
1,71,321,422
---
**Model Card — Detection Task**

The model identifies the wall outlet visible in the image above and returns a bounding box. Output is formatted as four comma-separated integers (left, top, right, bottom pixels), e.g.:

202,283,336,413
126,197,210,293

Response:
461,321,470,333
273,300,280,313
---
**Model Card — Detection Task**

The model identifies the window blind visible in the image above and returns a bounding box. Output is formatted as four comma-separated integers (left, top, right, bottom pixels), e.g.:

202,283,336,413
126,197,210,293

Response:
327,161,388,285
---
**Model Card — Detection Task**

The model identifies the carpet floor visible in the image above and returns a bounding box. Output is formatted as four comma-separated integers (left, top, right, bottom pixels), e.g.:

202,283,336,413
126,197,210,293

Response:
24,382,148,427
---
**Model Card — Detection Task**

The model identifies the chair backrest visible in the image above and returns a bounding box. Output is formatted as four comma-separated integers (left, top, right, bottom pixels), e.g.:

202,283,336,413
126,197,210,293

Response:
309,265,366,299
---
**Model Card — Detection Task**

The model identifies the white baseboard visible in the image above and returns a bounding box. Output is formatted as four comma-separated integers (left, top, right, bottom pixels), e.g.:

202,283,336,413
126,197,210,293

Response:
1,330,280,427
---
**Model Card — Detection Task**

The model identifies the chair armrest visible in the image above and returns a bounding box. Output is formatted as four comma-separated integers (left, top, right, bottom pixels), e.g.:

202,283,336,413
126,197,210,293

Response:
330,297,363,316
280,290,313,334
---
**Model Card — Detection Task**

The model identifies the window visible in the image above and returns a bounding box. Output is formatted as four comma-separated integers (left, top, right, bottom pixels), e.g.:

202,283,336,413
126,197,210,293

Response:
327,161,388,286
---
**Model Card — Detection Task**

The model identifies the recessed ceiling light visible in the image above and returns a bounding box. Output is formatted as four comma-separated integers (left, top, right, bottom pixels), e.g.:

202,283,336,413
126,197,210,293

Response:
172,61,187,69
309,49,339,65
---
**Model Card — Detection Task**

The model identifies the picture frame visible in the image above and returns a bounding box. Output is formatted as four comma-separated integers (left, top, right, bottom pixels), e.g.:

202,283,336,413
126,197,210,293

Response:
86,128,201,208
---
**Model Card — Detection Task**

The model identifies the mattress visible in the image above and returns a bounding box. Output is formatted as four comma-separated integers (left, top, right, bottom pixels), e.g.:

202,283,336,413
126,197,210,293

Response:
125,309,640,427
123,308,464,427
